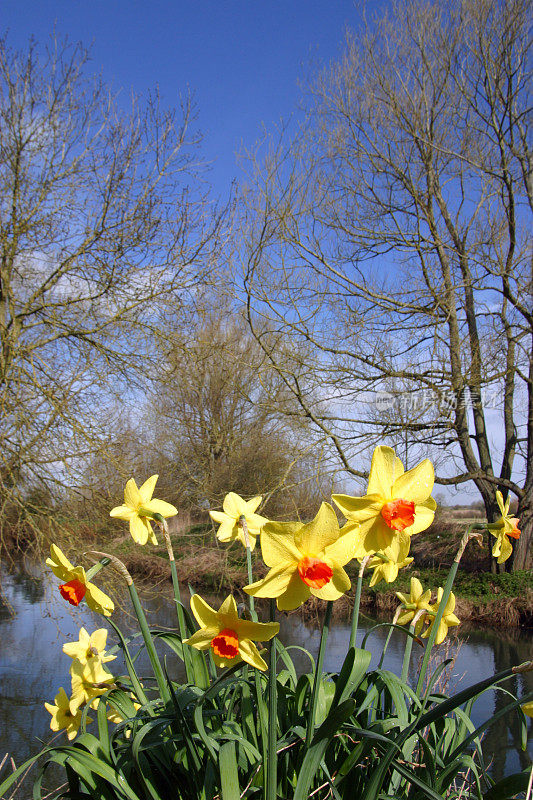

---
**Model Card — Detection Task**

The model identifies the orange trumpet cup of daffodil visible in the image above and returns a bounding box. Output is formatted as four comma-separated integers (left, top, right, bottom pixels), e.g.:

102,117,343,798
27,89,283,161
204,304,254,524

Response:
110,474,177,545
332,445,436,556
184,594,279,670
244,502,360,611
209,492,268,551
46,545,114,616
488,490,521,564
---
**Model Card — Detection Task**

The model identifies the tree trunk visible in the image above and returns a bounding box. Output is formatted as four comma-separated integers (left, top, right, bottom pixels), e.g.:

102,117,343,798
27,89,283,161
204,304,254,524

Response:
511,493,532,571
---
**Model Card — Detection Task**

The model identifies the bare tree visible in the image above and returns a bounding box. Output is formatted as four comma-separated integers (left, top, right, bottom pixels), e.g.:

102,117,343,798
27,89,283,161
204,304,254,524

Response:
0,35,223,546
242,0,532,568
148,304,328,519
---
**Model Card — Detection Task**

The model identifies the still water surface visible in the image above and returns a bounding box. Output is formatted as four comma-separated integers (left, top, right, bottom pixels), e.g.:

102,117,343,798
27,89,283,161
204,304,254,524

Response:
1,564,532,786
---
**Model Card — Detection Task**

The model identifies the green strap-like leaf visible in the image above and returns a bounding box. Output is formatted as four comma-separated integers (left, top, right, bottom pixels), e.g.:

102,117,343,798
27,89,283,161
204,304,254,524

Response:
219,741,241,800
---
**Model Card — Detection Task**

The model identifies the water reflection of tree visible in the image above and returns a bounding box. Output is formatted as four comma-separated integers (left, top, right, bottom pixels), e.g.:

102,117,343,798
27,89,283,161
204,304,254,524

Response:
11,569,45,604
482,633,533,781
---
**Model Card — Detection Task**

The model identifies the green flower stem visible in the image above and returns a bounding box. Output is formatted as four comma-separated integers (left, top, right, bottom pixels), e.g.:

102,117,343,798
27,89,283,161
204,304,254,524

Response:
415,525,484,697
127,580,171,703
400,609,426,684
84,557,111,581
349,556,370,650
266,598,278,800
128,581,170,703
106,616,150,708
306,600,333,748
377,606,402,669
239,516,257,621
154,514,194,683
89,550,171,704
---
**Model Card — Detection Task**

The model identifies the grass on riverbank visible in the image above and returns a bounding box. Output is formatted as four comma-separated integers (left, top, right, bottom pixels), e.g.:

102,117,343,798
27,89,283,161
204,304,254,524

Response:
104,519,533,629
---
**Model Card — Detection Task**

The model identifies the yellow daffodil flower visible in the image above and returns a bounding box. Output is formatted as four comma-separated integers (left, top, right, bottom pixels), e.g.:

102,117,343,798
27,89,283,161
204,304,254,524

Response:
184,594,279,670
395,577,432,630
46,544,114,616
110,475,178,546
332,445,436,556
69,657,115,714
209,492,268,551
44,687,90,741
521,701,533,718
105,696,141,725
244,503,360,611
63,627,116,667
366,532,414,587
488,490,521,564
421,588,460,645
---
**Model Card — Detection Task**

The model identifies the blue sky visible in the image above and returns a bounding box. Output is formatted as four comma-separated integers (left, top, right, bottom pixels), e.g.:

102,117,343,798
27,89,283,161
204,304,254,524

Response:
1,0,383,196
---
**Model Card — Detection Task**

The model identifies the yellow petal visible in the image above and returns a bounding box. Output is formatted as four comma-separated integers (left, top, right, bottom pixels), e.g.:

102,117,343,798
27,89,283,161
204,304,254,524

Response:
124,478,142,509
367,446,403,499
443,592,456,616
218,595,238,617
363,517,395,553
138,475,158,504
408,499,436,535
410,577,423,601
62,641,84,659
238,638,268,671
497,534,513,563
245,496,262,514
397,610,415,625
184,627,219,650
244,562,295,598
223,492,247,518
143,498,178,518
46,545,75,581
392,459,434,504
332,494,383,522
209,509,226,523
244,512,269,535
260,522,302,567
434,621,448,645
312,565,351,600
233,619,279,642
212,651,244,670
190,594,219,628
296,503,340,555
369,566,383,587
324,526,362,566
109,504,136,520
215,518,237,542
521,701,533,718
381,561,400,583
277,571,311,610
129,515,151,545
55,687,71,711
85,582,114,616
90,629,108,653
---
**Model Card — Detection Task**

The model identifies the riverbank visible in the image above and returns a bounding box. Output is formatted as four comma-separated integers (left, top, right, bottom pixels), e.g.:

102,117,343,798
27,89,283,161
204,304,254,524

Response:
107,521,533,629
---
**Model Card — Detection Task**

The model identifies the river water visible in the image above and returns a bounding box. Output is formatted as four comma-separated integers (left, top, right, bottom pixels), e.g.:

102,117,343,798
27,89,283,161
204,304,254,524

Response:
0,564,532,788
